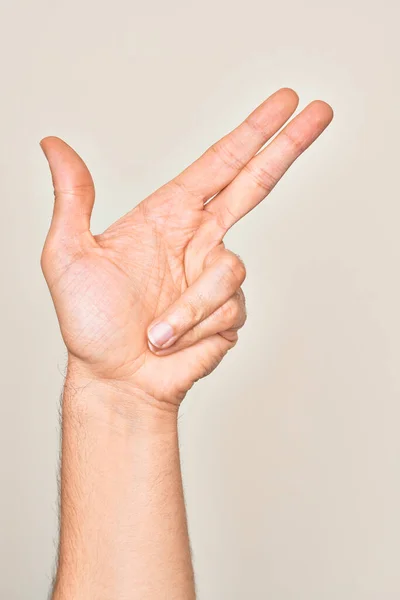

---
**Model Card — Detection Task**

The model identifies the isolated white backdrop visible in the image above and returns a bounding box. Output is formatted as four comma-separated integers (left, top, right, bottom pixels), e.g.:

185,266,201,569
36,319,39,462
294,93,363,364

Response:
0,0,399,598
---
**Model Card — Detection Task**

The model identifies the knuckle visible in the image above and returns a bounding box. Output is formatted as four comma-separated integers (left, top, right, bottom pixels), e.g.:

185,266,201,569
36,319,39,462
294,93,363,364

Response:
243,162,279,193
183,293,206,324
210,136,247,172
55,182,95,197
244,114,269,137
235,255,247,283
232,289,247,328
169,177,204,203
212,203,239,233
281,129,306,154
220,251,247,285
219,329,239,344
220,297,241,325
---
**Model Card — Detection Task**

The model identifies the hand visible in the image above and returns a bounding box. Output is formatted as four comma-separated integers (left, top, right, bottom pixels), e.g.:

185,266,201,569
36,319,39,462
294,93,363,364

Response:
40,88,333,406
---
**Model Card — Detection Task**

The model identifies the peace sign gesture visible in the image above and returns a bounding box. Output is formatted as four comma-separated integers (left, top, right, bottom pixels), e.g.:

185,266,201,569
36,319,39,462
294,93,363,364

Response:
40,88,333,406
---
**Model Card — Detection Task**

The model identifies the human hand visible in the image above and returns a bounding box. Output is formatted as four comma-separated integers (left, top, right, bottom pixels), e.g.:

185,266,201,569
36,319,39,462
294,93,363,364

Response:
40,88,333,406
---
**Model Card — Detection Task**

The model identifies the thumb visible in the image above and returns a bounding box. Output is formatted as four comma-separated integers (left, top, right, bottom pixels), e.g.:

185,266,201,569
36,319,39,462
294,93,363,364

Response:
40,136,95,236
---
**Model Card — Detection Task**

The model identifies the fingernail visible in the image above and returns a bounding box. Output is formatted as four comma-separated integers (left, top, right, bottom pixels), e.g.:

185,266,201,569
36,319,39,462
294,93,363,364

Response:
148,322,174,348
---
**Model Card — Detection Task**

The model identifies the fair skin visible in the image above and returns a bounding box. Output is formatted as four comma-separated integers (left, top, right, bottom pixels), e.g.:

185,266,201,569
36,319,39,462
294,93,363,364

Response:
40,88,333,599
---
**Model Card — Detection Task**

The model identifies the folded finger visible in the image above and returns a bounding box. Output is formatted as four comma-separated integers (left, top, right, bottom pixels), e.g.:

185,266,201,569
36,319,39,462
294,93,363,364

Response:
147,249,246,349
148,290,246,355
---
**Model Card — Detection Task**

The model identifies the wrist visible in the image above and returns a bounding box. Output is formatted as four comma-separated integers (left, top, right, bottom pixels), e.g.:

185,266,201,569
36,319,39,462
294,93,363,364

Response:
64,357,179,435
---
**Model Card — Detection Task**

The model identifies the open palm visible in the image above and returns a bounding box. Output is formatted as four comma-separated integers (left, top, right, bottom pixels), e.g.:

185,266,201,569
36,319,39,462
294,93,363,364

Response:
41,88,333,405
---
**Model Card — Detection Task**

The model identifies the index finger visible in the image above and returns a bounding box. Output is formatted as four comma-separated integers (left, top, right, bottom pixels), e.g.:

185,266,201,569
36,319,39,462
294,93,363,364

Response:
153,88,299,206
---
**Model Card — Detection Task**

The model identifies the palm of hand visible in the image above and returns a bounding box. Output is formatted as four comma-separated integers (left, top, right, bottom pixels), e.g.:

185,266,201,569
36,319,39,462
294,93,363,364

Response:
41,89,333,405
49,196,230,403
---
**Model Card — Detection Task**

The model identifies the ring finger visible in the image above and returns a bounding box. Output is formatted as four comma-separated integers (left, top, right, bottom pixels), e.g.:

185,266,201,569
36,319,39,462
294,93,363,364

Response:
148,289,246,356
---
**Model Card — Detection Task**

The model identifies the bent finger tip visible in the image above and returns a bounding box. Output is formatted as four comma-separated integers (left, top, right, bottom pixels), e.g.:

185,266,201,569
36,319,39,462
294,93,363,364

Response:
147,321,175,349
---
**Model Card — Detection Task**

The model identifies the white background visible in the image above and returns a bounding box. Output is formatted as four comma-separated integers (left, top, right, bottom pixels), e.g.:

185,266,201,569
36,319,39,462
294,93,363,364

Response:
1,0,399,597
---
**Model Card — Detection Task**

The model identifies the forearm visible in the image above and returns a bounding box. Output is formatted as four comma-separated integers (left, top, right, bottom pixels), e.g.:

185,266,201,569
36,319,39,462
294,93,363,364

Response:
52,364,195,600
